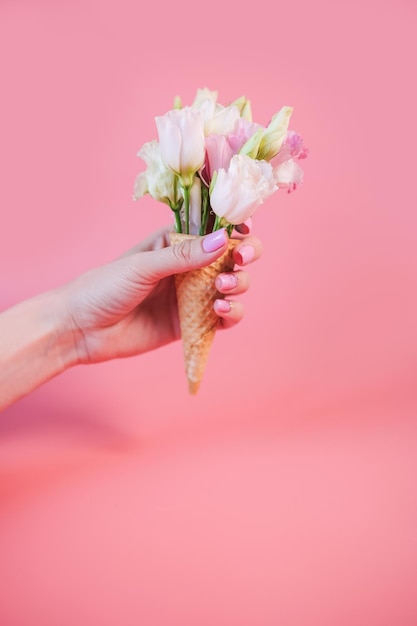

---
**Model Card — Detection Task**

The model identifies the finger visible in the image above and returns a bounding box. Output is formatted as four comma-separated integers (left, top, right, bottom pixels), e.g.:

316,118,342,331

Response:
215,270,250,295
117,225,173,259
233,218,253,237
233,236,263,266
133,228,229,283
213,299,244,329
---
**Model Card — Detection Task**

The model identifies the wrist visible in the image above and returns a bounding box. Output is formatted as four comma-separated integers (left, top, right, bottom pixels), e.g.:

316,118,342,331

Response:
39,287,82,371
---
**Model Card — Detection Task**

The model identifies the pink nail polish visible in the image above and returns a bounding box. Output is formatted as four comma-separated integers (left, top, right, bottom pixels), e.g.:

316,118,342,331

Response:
214,299,231,313
235,218,252,235
216,274,238,291
236,244,255,265
202,228,227,253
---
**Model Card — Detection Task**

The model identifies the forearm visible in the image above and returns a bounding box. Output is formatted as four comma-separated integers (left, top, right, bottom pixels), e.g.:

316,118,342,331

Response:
0,289,79,411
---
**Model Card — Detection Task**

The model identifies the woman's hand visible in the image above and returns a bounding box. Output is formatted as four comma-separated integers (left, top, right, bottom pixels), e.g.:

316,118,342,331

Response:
0,224,262,410
63,225,263,365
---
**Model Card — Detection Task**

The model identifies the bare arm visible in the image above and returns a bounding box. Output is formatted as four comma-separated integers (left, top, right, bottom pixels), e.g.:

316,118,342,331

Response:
0,226,262,411
0,289,78,410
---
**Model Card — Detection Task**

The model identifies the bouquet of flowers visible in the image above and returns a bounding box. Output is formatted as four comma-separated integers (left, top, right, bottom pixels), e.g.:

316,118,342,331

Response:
134,87,307,393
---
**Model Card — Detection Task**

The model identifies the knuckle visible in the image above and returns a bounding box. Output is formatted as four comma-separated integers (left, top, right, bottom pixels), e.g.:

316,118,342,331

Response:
172,240,193,264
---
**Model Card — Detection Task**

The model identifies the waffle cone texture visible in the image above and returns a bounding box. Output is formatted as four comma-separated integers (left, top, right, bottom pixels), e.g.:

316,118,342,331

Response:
169,232,238,394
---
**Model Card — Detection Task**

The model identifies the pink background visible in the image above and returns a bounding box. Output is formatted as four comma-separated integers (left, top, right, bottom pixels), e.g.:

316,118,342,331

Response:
1,0,417,624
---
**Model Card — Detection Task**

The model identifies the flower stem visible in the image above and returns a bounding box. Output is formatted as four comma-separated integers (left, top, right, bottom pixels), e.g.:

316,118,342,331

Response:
213,215,222,231
183,185,190,234
200,184,209,236
173,209,182,233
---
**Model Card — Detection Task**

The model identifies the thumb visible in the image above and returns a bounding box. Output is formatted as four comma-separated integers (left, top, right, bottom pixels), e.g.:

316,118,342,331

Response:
136,228,230,282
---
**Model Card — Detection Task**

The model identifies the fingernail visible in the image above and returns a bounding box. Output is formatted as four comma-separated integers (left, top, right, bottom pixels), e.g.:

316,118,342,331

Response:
235,218,252,235
216,274,238,291
202,228,227,253
235,244,255,265
214,299,232,313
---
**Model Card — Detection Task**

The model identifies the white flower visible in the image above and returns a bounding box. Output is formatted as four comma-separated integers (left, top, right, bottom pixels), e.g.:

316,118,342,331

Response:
193,88,246,136
155,107,206,187
273,158,304,191
198,100,241,136
133,140,179,207
210,154,277,225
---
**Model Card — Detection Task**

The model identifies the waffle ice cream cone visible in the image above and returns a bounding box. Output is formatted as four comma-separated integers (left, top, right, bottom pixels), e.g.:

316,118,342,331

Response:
169,232,238,394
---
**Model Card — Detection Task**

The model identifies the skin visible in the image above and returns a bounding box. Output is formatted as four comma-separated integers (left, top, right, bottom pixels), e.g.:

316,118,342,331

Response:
0,225,262,411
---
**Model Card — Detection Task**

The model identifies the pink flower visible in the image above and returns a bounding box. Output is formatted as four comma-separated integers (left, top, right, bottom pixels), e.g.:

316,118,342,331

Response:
201,119,262,185
285,130,309,159
227,118,262,154
270,131,308,192
203,134,235,184
273,130,309,166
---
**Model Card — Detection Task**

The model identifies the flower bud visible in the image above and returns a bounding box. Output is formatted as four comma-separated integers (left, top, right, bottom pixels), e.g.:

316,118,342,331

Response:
257,106,293,161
